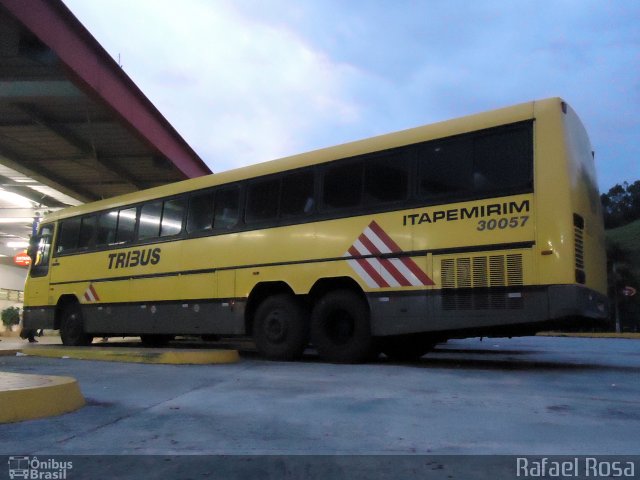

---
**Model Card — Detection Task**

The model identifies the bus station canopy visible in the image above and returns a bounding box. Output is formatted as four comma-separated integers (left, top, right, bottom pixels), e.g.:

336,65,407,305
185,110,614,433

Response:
0,0,211,256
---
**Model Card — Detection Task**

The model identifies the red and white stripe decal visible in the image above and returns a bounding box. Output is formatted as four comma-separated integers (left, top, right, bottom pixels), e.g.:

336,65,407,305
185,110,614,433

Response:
345,220,434,288
83,284,100,303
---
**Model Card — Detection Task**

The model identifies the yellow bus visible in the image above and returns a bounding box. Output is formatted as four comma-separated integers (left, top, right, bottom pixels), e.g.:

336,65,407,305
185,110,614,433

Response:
24,98,608,362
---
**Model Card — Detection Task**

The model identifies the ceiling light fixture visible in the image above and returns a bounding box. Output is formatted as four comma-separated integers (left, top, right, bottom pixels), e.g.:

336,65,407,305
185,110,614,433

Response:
6,241,29,248
0,189,36,208
0,218,35,224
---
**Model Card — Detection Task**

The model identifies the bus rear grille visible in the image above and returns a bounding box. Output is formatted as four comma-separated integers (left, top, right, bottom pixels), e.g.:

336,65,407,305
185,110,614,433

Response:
574,213,585,284
441,259,456,288
506,254,523,285
440,253,524,289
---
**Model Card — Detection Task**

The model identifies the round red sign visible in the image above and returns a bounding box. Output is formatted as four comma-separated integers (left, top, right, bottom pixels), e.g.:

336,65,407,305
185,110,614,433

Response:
13,252,31,267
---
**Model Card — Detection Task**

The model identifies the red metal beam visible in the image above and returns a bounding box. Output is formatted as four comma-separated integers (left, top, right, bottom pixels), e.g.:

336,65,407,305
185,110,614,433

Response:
1,0,212,179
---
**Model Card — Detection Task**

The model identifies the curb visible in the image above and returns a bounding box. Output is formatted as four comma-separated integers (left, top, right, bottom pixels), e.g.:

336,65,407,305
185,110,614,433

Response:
0,349,20,356
0,371,85,423
20,346,240,364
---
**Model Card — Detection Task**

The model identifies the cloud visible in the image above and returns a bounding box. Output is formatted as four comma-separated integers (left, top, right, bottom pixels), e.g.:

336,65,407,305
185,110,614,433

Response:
63,0,640,188
64,0,363,169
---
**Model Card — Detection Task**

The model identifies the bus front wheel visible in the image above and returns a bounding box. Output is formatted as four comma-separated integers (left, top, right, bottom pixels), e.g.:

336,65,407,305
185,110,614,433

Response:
60,303,93,346
253,294,309,360
311,290,375,363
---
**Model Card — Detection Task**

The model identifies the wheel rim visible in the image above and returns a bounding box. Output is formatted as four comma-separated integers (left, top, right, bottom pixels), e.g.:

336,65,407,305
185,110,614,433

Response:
264,309,288,344
61,307,90,346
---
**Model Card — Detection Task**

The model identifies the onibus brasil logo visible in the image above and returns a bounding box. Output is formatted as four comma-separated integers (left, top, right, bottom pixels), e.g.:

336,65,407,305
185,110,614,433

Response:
8,456,72,479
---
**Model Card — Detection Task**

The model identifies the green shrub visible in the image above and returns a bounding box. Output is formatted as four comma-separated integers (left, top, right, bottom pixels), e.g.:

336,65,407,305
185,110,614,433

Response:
1,306,21,327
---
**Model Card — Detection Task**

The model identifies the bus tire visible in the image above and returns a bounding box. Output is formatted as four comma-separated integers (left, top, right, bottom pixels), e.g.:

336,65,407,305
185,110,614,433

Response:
253,294,309,360
60,303,93,346
140,335,174,347
311,290,375,363
381,334,436,362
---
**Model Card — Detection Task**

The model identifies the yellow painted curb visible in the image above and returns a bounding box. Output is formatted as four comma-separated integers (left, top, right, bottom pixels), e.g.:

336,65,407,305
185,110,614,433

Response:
21,346,240,364
0,371,85,424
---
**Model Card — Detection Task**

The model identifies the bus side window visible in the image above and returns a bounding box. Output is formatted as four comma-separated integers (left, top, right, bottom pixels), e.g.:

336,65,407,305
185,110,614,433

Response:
280,170,315,217
160,198,185,237
245,178,280,224
418,138,473,199
97,211,117,246
214,188,240,230
56,217,81,253
138,201,162,239
78,215,97,249
187,191,215,233
364,153,409,205
473,125,533,193
322,161,363,210
115,207,137,244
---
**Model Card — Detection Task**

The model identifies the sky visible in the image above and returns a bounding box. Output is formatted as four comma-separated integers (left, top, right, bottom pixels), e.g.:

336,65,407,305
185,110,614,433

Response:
62,0,639,192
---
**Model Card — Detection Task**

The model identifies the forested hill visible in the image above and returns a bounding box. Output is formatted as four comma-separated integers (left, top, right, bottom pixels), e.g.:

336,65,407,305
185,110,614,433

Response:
606,218,640,280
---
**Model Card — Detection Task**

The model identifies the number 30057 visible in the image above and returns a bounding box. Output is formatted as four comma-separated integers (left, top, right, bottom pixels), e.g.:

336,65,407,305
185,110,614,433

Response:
477,216,529,231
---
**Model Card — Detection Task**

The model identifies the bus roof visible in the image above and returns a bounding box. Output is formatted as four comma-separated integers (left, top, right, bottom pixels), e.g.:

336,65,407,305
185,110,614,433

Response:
42,98,559,223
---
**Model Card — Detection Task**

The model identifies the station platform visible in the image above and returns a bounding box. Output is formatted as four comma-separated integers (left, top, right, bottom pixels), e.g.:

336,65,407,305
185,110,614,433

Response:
0,371,85,423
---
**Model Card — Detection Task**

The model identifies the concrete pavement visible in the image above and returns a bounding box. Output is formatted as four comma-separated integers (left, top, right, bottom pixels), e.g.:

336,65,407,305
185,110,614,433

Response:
2,336,639,478
0,336,638,455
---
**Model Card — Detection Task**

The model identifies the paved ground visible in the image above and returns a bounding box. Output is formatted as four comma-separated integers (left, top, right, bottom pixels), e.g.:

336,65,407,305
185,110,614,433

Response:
0,336,638,478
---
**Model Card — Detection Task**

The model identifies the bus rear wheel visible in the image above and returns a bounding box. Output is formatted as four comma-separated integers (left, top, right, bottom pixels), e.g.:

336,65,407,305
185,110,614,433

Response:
60,303,93,346
253,294,309,360
311,290,375,363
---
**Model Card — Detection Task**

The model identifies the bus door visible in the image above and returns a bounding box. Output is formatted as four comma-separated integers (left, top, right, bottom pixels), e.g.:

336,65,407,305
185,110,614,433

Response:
26,224,55,307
